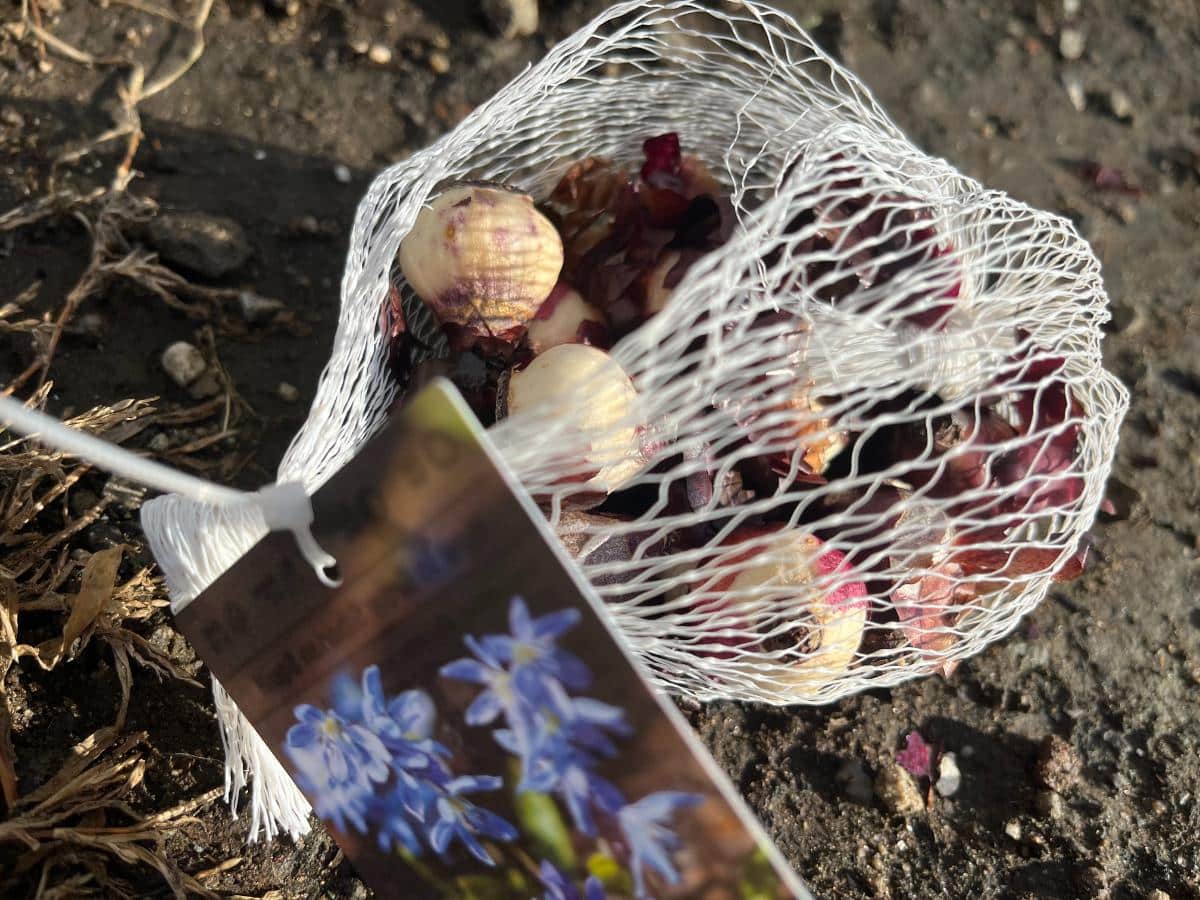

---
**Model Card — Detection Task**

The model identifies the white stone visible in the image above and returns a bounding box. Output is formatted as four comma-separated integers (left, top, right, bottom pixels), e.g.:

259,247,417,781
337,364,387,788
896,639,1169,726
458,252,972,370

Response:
1059,28,1085,60
935,752,962,797
161,341,206,388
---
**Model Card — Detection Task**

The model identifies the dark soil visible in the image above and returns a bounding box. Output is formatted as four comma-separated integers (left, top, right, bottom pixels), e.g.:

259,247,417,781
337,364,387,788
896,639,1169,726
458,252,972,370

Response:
2,0,1198,897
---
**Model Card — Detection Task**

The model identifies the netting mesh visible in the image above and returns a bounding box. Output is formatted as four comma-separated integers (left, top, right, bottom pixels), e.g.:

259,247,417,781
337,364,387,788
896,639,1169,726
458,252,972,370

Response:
140,0,1127,840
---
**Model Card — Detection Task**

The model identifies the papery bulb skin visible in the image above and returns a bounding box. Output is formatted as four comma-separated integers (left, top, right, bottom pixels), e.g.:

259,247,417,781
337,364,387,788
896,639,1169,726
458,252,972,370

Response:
399,184,563,351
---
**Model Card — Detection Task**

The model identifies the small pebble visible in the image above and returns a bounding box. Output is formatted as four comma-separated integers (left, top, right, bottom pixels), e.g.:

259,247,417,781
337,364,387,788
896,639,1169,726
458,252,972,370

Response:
480,0,539,39
75,312,106,340
935,752,961,797
836,759,874,804
1059,27,1085,60
161,341,207,389
148,432,170,453
1062,72,1086,112
277,382,300,403
873,763,924,816
1035,734,1081,793
68,488,100,517
428,51,451,74
1035,789,1065,820
367,43,393,65
1117,203,1137,225
1109,89,1133,120
83,522,125,552
1004,819,1022,841
288,214,322,237
333,164,352,184
147,211,252,278
1147,890,1170,900
348,38,369,55
238,291,284,324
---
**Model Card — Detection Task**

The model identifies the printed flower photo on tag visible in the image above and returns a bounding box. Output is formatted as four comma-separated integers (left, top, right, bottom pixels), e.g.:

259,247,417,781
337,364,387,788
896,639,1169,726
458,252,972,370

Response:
181,382,804,899
282,598,711,898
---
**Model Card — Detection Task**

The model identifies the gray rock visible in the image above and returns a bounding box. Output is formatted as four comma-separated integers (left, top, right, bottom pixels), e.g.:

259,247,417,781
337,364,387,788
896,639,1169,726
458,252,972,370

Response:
287,214,322,237
147,211,252,278
1004,819,1022,840
481,0,539,39
74,312,106,340
161,341,207,389
238,291,284,325
68,488,101,517
83,521,125,552
277,381,300,403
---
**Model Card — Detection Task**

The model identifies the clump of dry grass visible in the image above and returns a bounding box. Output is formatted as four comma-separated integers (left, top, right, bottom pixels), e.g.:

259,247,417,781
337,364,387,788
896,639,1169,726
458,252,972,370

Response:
0,391,230,897
0,4,308,894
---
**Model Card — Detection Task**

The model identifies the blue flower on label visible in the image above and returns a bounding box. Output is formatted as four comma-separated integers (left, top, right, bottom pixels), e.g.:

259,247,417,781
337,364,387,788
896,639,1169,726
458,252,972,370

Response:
405,535,463,587
441,635,519,725
482,596,591,692
500,671,630,834
329,669,365,722
550,760,626,838
441,633,541,763
284,704,391,834
507,700,625,833
360,666,449,773
539,860,607,900
427,775,519,866
617,791,705,898
370,786,425,856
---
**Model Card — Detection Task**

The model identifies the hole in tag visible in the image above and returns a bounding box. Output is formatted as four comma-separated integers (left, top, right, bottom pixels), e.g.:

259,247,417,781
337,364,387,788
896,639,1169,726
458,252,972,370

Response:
318,562,343,588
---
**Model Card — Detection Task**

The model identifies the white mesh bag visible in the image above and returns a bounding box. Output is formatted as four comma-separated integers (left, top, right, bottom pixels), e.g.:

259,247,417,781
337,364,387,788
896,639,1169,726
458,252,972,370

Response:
132,0,1128,841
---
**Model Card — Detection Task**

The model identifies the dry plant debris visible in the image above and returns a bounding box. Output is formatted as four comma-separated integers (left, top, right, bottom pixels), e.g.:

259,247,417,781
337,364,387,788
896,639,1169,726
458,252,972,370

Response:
0,4,285,893
0,388,245,895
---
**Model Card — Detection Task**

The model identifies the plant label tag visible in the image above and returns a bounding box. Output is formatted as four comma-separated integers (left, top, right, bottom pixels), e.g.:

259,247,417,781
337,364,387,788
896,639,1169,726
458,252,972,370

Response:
178,379,811,899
